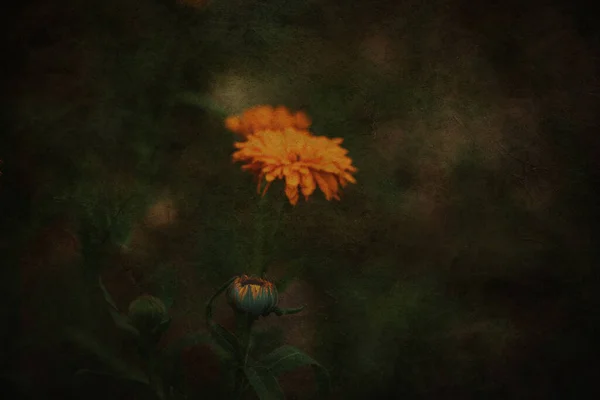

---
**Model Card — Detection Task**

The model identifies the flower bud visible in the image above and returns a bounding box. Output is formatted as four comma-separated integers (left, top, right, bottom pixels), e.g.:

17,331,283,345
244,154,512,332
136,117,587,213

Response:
227,275,278,317
127,295,168,334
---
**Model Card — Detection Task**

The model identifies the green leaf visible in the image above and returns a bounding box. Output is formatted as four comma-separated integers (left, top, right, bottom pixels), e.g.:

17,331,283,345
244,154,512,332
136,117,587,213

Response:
272,305,306,316
244,366,284,400
98,277,119,310
260,345,331,396
208,321,242,361
111,310,141,337
98,278,140,337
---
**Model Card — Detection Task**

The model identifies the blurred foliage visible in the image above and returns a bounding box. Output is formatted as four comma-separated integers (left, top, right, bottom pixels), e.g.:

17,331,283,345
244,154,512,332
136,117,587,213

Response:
1,0,599,398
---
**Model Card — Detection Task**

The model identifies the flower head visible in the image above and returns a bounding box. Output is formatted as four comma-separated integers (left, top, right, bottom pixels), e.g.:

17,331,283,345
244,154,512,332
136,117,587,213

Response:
227,275,278,317
232,127,357,205
128,295,169,334
225,105,312,138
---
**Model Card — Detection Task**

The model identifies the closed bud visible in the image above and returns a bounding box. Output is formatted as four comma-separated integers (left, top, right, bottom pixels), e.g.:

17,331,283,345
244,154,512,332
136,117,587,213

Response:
227,275,278,317
127,295,168,334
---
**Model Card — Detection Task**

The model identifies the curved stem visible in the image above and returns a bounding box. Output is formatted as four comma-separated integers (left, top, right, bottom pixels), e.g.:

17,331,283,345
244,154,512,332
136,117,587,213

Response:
205,276,237,327
143,343,165,400
234,311,256,398
262,197,285,278
256,191,287,279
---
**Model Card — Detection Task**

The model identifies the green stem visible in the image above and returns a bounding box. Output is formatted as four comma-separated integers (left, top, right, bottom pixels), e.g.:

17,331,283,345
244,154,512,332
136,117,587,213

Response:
205,276,237,327
138,338,165,400
262,197,285,278
234,311,256,399
255,189,287,278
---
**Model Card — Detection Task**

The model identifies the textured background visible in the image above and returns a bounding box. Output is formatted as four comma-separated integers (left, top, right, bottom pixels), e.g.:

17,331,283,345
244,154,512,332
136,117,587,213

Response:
1,0,599,398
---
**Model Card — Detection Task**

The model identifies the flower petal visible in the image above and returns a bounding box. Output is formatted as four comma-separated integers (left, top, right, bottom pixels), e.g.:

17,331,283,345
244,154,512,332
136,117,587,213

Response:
323,172,340,200
285,170,300,187
273,106,295,130
294,111,312,129
285,184,299,205
225,116,241,133
313,172,332,200
300,172,316,199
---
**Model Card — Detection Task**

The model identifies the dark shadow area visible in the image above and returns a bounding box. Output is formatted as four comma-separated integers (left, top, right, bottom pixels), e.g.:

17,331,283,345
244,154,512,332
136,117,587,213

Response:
1,0,599,398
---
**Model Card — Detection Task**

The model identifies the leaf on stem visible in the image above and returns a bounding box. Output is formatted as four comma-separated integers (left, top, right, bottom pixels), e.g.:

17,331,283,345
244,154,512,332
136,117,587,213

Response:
273,305,306,316
99,278,140,337
244,366,285,400
208,321,242,361
260,345,330,396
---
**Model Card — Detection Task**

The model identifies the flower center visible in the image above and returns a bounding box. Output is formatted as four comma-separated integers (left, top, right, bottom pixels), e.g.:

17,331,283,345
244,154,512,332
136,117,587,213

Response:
241,278,265,286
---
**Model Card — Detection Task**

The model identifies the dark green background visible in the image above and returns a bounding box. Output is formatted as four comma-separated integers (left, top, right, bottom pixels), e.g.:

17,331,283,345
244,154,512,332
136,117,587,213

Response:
1,0,599,398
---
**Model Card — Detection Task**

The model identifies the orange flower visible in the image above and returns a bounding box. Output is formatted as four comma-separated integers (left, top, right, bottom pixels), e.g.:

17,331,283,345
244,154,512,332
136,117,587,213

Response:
225,105,312,138
232,128,357,205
